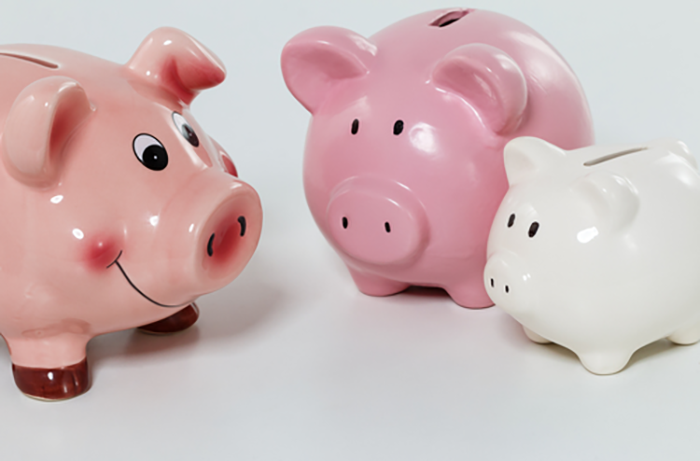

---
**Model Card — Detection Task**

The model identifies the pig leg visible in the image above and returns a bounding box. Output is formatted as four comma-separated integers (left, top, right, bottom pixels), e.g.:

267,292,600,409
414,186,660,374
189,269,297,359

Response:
577,349,633,375
445,279,494,309
6,335,90,400
667,321,700,345
138,303,199,335
348,268,410,297
522,326,552,344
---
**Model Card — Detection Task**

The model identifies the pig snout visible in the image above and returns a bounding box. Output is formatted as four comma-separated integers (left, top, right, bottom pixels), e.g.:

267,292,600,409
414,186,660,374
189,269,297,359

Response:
484,251,535,314
326,178,428,265
154,168,262,300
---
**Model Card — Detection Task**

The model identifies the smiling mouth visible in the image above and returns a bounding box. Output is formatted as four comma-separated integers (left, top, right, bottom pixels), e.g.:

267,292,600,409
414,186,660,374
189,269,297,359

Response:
107,251,190,308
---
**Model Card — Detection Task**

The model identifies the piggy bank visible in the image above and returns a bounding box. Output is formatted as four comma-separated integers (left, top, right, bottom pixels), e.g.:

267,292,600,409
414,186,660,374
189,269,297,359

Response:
281,8,593,308
484,137,700,374
0,28,262,399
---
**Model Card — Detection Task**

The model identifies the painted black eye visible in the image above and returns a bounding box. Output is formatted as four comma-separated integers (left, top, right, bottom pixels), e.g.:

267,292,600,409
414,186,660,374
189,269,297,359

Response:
172,112,199,147
393,120,404,135
133,134,168,171
351,119,359,135
528,222,540,238
507,213,515,228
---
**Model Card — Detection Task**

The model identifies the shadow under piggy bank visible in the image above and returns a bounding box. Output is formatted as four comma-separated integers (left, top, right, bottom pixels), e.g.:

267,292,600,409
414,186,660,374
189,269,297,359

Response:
87,258,284,375
496,313,682,374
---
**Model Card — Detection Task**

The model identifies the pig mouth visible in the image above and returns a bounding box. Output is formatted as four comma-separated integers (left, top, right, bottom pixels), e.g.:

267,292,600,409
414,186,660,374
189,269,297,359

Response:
107,251,191,308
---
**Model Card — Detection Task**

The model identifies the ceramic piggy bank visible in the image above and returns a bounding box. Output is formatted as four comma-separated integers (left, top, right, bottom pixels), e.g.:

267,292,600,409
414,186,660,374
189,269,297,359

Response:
0,28,262,399
281,8,593,308
485,137,700,374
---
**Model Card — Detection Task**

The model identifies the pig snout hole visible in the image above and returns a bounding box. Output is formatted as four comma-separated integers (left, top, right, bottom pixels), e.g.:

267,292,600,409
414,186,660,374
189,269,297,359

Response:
207,233,215,257
489,277,510,294
341,217,392,233
206,215,247,266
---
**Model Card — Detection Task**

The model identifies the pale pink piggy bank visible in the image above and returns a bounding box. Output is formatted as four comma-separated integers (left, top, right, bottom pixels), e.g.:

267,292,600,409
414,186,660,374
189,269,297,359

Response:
0,28,262,400
281,8,594,308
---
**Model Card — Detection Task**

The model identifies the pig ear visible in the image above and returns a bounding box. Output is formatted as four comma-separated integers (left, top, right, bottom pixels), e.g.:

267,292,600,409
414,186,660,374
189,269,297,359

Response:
281,26,375,114
504,137,565,186
431,44,527,134
126,27,226,105
649,138,697,169
573,171,639,231
210,137,237,177
2,76,93,187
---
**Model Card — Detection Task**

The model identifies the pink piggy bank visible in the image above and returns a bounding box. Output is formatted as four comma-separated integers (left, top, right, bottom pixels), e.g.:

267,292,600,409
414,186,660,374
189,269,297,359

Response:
0,28,262,400
282,8,593,308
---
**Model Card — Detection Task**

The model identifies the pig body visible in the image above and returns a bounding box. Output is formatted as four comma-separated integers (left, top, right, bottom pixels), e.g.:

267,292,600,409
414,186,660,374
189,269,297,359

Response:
485,137,700,374
282,9,593,308
0,29,262,399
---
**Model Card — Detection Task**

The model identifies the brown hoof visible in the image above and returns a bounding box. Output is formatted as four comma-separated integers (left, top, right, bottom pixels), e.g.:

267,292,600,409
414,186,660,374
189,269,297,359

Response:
138,303,199,335
13,358,89,401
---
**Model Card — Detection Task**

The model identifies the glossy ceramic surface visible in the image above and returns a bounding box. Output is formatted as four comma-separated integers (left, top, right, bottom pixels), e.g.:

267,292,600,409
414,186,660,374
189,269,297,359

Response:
281,8,594,308
485,137,700,374
0,28,262,399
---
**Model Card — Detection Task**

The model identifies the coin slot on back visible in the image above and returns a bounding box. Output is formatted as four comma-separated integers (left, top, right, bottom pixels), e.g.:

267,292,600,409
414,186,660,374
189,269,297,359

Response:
0,52,58,69
430,9,470,28
584,147,648,167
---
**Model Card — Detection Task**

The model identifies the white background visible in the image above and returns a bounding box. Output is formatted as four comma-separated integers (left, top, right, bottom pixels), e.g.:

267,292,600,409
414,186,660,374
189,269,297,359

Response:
1,0,700,459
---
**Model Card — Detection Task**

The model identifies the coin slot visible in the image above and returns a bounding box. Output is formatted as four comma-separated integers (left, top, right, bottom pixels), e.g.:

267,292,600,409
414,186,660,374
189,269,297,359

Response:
0,52,58,69
584,147,648,167
430,9,470,28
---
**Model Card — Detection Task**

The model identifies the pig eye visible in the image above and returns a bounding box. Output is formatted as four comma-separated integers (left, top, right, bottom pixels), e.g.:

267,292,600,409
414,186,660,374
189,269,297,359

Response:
133,134,168,171
507,213,515,228
351,119,359,135
172,112,199,147
528,222,540,238
393,120,404,135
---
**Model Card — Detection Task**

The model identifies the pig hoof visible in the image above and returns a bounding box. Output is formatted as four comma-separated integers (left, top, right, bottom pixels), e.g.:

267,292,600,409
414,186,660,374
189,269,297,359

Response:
445,285,494,309
138,303,199,335
578,351,632,375
668,322,700,345
348,269,410,297
12,358,89,400
523,326,551,344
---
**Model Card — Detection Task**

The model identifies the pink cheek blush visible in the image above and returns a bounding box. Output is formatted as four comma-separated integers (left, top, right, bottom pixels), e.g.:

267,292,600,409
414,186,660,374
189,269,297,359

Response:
83,237,121,271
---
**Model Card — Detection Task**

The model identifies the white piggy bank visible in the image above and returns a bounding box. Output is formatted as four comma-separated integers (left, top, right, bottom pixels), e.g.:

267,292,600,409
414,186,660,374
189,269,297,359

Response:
484,137,700,374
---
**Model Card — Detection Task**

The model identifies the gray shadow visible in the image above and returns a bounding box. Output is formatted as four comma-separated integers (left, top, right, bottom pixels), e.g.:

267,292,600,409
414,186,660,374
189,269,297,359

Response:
625,339,677,370
401,286,451,301
495,312,682,372
496,312,580,362
394,286,497,312
88,257,285,372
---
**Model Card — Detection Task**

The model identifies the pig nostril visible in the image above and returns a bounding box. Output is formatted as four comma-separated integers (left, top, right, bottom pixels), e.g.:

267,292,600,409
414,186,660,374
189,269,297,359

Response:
505,285,510,294
384,222,391,233
342,217,348,229
490,278,494,288
207,233,215,257
238,216,247,237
